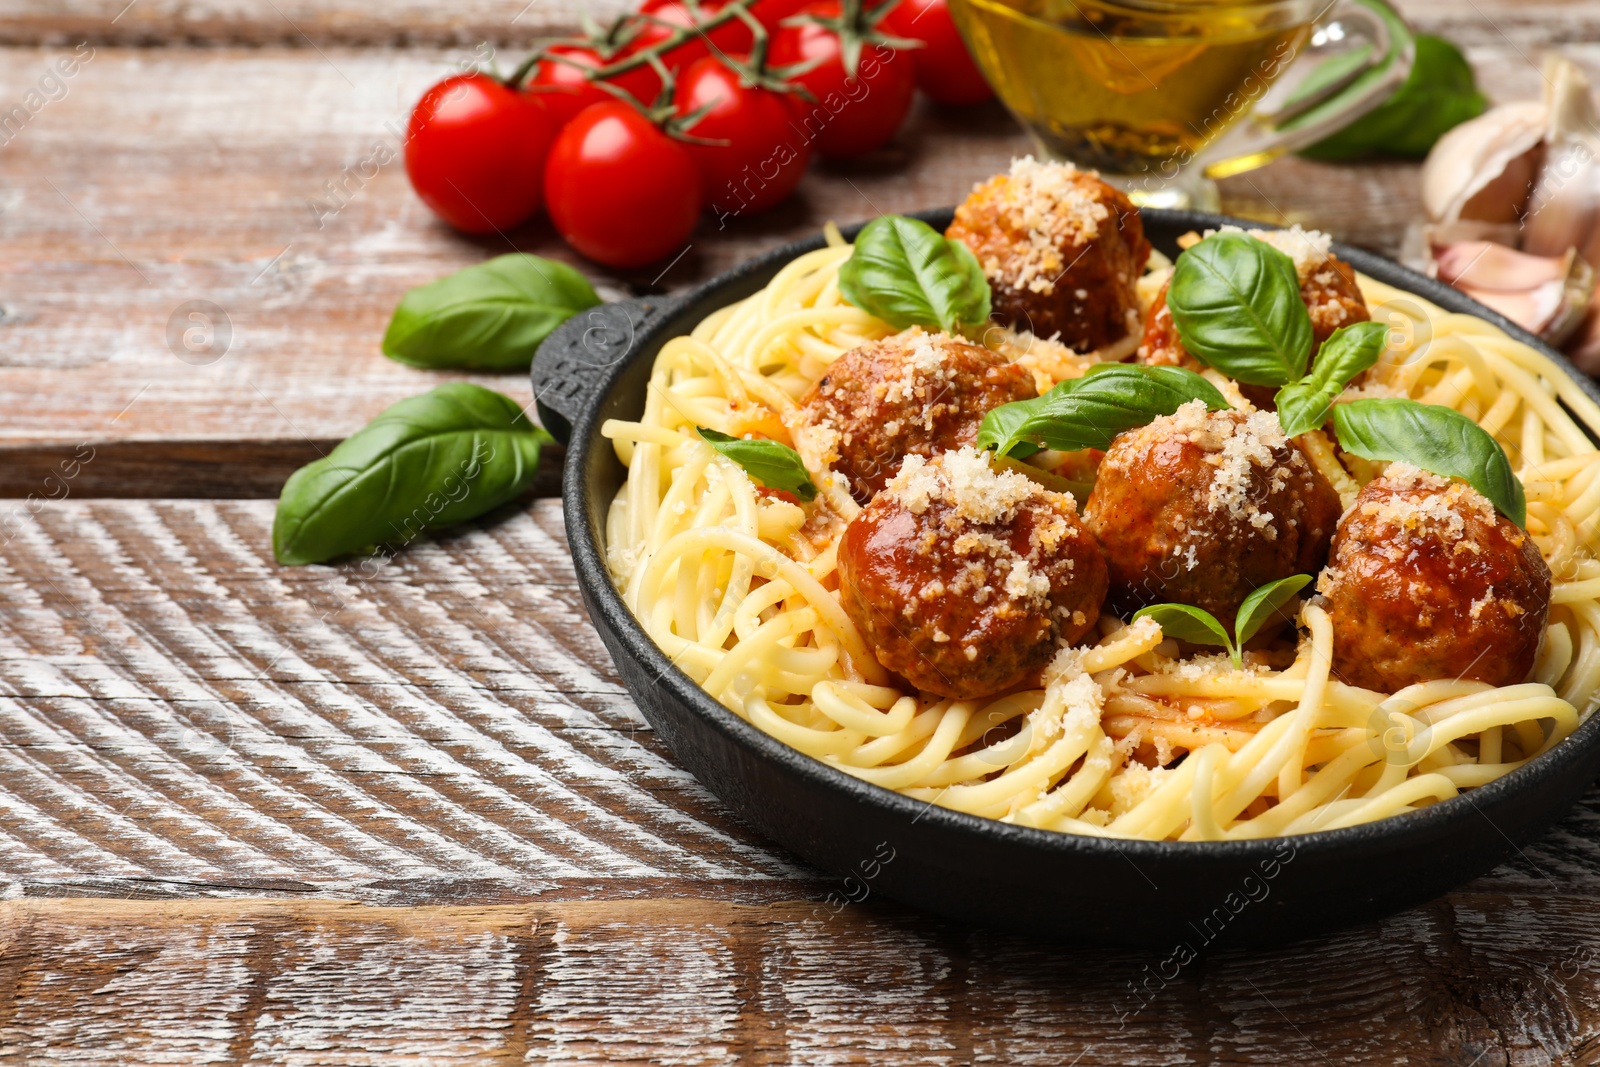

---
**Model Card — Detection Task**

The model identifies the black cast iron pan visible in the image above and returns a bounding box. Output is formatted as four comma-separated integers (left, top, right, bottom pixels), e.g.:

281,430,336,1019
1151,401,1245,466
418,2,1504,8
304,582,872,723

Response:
532,208,1600,948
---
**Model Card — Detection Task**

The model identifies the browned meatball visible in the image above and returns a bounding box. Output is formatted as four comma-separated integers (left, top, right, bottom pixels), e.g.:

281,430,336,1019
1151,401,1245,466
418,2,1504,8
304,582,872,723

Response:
1140,230,1370,393
838,448,1107,700
1319,465,1552,692
946,158,1150,352
795,329,1035,504
1084,402,1342,620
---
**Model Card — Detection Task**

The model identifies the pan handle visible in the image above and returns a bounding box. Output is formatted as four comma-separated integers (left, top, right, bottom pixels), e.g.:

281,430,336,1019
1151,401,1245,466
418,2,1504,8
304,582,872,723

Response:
531,297,667,445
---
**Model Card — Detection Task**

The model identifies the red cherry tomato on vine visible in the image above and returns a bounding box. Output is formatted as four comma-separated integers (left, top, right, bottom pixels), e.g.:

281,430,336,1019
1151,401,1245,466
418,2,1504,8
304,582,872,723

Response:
643,0,813,54
529,44,658,127
633,0,713,83
404,74,555,234
881,0,994,106
674,56,811,217
544,101,703,268
768,1,916,159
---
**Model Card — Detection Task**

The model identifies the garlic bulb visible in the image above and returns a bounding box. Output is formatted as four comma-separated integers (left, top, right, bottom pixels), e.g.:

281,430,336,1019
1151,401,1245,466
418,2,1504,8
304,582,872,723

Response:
1417,55,1600,353
1421,101,1545,228
1521,57,1600,270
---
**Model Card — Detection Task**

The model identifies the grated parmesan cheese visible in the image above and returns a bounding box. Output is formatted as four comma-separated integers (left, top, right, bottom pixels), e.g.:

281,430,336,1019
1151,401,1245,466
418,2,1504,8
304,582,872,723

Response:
886,447,1060,525
1357,462,1493,540
1204,224,1334,280
1032,643,1107,741
1132,401,1293,527
975,156,1113,296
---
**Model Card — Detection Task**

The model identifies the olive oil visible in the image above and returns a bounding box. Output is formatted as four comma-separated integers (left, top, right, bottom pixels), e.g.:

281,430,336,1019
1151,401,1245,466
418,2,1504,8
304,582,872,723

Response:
949,0,1313,177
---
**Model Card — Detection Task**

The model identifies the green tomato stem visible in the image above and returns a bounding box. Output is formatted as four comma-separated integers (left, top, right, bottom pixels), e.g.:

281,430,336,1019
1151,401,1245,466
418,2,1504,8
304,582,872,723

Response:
505,0,759,90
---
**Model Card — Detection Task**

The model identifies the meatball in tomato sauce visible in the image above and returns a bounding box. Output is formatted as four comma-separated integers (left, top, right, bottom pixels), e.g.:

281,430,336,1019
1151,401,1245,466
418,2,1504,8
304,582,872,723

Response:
1319,464,1551,692
1085,401,1341,620
946,158,1149,353
795,329,1034,504
838,448,1107,701
1140,227,1370,382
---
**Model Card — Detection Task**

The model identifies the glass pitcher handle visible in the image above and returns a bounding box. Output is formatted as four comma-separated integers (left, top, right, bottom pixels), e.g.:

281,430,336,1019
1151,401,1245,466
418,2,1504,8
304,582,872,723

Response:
1199,0,1417,180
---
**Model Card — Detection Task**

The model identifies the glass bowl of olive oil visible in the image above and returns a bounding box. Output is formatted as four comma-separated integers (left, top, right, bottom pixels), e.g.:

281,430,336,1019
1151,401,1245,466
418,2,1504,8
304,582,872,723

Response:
949,0,1414,207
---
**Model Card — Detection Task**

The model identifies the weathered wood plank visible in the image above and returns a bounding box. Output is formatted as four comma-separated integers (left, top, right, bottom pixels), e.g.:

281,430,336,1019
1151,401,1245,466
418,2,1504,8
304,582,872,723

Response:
0,498,822,901
0,497,1594,906
0,437,562,499
0,1,631,46
0,0,1595,47
2,894,1600,1065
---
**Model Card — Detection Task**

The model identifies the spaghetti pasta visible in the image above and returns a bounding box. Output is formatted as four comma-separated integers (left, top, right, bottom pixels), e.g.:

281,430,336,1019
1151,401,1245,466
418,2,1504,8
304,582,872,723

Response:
601,231,1600,842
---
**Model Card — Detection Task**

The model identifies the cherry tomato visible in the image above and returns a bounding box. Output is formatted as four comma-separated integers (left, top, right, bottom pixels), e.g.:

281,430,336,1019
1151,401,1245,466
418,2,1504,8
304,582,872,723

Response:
544,101,702,268
674,56,811,217
881,0,993,106
404,74,555,234
769,2,916,159
633,0,713,85
528,44,658,127
654,0,812,54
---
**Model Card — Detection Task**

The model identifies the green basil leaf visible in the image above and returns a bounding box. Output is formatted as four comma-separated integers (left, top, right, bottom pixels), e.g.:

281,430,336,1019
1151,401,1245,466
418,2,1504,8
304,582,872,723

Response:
1274,320,1389,436
839,215,992,332
698,428,818,502
273,384,550,565
1332,398,1527,526
1299,35,1486,160
1131,603,1234,657
976,364,1230,457
1167,232,1314,387
382,253,601,370
1234,574,1313,653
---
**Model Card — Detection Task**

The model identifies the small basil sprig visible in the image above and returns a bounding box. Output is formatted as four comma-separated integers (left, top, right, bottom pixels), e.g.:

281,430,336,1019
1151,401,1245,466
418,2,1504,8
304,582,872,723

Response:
976,364,1230,458
1133,574,1313,668
1274,320,1389,436
274,384,551,565
1332,398,1526,525
698,428,818,502
839,215,992,332
1167,232,1314,387
382,253,601,370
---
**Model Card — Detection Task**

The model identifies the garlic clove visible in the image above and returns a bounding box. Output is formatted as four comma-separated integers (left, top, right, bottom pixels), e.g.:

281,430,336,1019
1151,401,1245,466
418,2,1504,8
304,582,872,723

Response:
1521,57,1600,266
1434,241,1575,288
1432,241,1595,345
1543,53,1599,143
1522,139,1600,265
1457,282,1567,335
1421,101,1547,225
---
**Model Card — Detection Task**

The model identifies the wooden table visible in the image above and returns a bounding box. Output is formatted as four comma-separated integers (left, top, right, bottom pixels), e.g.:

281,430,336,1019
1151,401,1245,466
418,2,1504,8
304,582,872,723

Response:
3,3,1600,1062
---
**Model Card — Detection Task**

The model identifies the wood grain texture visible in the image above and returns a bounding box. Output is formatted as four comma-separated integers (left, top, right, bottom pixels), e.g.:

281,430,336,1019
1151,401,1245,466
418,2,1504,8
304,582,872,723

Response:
1,0,1597,46
0,498,819,902
0,437,563,500
0,0,634,46
5,894,1600,1065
